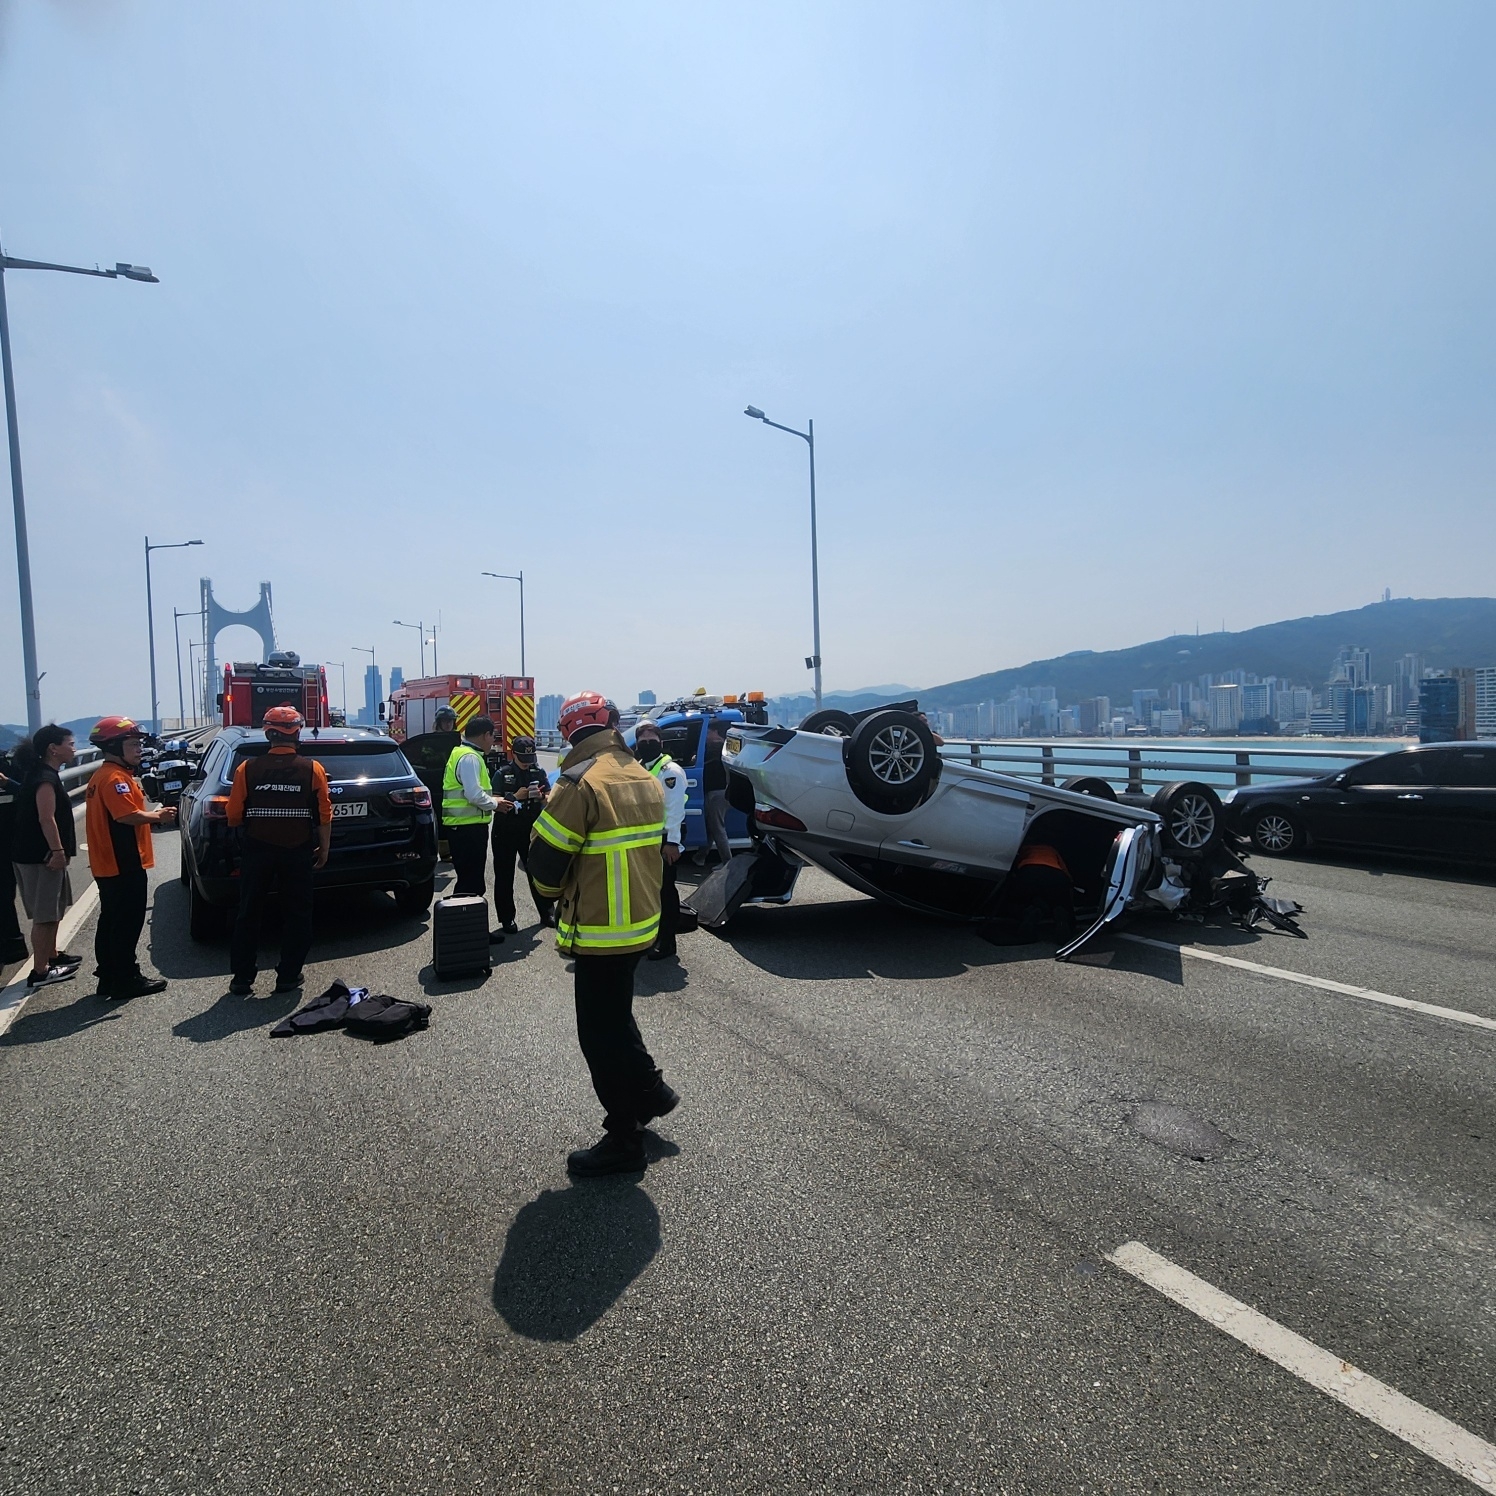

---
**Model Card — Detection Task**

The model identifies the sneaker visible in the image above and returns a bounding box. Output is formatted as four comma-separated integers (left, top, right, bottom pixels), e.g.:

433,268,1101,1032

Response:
51,950,83,970
502,920,518,934
108,977,167,1001
638,1080,680,1125
229,978,255,996
272,973,304,994
25,965,75,990
567,1130,647,1177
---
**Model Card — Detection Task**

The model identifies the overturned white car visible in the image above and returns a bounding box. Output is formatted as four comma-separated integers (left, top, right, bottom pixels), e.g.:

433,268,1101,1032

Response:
695,703,1298,958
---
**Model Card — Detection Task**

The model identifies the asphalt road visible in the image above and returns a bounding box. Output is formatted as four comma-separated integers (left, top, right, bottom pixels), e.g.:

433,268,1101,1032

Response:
1,835,1491,1494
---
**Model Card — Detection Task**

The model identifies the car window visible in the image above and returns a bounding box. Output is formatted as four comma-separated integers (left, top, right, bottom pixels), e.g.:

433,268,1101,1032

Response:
1438,749,1496,788
230,747,413,783
661,720,702,768
1344,752,1436,788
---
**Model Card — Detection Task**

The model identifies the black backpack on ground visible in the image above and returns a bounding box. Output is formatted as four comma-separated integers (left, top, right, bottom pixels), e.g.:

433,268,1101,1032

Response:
344,992,432,1041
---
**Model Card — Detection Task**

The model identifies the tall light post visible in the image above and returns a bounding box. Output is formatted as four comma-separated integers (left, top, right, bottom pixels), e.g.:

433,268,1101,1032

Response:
145,537,203,735
352,645,375,725
393,619,427,678
481,570,525,677
1,241,158,731
172,606,200,729
328,661,347,720
744,407,822,710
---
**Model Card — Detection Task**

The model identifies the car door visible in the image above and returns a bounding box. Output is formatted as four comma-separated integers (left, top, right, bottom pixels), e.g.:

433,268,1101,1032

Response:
1433,746,1496,864
1312,749,1443,853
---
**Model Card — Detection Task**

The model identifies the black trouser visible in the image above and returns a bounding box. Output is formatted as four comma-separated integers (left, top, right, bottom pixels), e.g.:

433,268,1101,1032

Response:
95,868,148,992
491,820,551,925
653,842,679,956
231,838,315,983
1003,863,1075,934
446,822,489,898
573,952,665,1134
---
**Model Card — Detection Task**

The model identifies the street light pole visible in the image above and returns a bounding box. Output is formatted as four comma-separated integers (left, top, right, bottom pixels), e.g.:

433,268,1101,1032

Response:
172,606,197,729
328,662,347,719
0,240,158,732
145,537,203,735
481,571,525,677
744,407,822,710
393,619,427,677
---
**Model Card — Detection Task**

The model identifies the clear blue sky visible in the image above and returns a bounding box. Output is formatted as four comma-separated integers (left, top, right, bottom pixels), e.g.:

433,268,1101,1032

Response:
2,1,1493,723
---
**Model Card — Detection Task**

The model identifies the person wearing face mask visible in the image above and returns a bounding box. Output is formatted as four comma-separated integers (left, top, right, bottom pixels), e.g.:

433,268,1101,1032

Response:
85,716,177,1000
489,734,553,932
633,721,686,963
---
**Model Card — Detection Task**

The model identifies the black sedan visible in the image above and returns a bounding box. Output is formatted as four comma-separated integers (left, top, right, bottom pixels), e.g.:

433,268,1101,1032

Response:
179,727,439,938
1224,742,1496,866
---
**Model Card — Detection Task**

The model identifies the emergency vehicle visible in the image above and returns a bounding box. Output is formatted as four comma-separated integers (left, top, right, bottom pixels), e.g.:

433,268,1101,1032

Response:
623,693,768,855
217,652,331,729
386,674,536,750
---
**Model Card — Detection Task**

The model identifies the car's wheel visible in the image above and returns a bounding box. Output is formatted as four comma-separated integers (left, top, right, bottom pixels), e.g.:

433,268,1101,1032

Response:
1150,780,1223,855
725,770,756,816
1060,776,1118,802
845,709,940,814
1249,808,1302,856
189,880,226,942
798,709,857,737
394,877,436,918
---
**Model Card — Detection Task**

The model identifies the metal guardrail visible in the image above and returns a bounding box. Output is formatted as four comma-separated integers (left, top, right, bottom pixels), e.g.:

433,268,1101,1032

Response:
59,748,103,800
939,739,1383,794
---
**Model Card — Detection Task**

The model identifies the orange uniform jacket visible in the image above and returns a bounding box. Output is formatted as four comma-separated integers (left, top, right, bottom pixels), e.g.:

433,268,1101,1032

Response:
86,763,155,878
226,746,333,829
1013,843,1070,879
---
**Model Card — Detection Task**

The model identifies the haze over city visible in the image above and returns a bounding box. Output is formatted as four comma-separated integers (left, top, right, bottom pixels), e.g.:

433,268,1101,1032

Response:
3,2,1494,720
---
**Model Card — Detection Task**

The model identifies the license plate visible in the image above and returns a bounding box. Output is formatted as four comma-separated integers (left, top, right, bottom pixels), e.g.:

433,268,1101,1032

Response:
164,781,183,791
725,735,743,755
331,802,368,819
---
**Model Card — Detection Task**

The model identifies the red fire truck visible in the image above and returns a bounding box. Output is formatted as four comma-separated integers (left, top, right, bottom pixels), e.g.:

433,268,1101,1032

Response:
218,652,332,729
386,674,536,749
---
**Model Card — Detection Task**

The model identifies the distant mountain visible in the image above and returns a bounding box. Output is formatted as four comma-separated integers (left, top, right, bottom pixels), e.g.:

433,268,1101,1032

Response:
912,598,1496,710
0,716,112,750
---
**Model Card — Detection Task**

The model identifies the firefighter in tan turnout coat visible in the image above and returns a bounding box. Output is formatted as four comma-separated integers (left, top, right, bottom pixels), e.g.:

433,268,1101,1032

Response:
529,691,678,1175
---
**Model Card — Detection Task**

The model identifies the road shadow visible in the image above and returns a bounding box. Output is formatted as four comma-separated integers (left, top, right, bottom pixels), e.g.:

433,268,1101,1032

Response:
491,1173,666,1341
718,897,1005,983
1,984,127,1047
1266,848,1496,889
636,956,689,995
173,986,301,1044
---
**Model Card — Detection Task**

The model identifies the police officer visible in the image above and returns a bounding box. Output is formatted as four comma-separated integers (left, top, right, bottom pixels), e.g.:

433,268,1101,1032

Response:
633,720,686,962
226,705,331,995
85,717,176,1000
528,691,675,1176
441,716,511,942
490,734,552,932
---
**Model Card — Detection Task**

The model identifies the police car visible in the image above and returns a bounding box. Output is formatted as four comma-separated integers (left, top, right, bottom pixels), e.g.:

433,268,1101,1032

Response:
621,694,769,857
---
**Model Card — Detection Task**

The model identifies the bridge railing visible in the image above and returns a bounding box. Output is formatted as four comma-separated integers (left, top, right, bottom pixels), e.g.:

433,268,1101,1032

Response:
938,739,1384,795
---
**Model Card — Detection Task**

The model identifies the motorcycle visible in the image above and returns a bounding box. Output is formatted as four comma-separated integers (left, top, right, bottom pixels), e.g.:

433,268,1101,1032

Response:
141,738,198,812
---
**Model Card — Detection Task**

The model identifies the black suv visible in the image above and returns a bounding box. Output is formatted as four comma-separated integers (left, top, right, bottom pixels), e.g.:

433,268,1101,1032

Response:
179,727,438,939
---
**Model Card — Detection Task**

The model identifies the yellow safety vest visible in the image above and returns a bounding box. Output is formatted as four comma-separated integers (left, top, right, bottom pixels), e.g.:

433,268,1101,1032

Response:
441,743,493,826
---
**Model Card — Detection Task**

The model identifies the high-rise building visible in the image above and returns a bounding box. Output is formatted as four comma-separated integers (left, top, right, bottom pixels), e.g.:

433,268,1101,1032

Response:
1239,682,1274,723
1344,686,1375,736
390,667,404,693
360,664,383,726
1419,676,1461,743
1330,647,1370,687
1475,668,1496,740
1392,654,1423,723
1131,688,1160,722
537,693,564,732
638,690,657,706
1208,683,1242,733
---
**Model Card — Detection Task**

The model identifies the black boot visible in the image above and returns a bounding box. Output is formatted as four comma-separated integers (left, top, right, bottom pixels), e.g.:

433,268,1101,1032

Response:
638,1079,680,1125
567,1129,646,1176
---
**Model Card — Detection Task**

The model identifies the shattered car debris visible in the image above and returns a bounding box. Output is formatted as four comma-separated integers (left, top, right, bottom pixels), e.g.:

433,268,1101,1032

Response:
689,703,1303,956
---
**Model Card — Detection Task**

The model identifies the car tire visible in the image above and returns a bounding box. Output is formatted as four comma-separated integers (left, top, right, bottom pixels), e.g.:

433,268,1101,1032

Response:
725,770,756,816
1060,776,1118,802
845,709,940,814
798,709,857,737
1248,808,1302,857
189,879,226,942
1150,780,1223,855
394,878,436,918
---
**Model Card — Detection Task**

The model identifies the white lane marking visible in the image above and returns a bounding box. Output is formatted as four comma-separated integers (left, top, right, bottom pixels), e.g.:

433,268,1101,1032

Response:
1118,933,1496,1033
0,880,101,1038
1107,1241,1496,1487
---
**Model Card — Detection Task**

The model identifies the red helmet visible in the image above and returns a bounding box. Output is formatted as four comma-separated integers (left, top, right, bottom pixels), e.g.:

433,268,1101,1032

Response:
558,691,617,741
90,715,147,750
263,705,305,736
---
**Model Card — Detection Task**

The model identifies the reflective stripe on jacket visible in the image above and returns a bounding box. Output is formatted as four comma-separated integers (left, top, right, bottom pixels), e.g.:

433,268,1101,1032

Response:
529,730,666,956
643,753,687,845
442,744,493,826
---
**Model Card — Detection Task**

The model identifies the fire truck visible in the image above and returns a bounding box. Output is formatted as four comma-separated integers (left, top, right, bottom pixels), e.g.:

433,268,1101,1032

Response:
218,652,332,729
386,674,536,749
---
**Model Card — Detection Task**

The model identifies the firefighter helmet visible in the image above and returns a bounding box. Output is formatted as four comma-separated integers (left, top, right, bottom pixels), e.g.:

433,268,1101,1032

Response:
89,715,147,750
557,691,617,741
263,705,305,737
